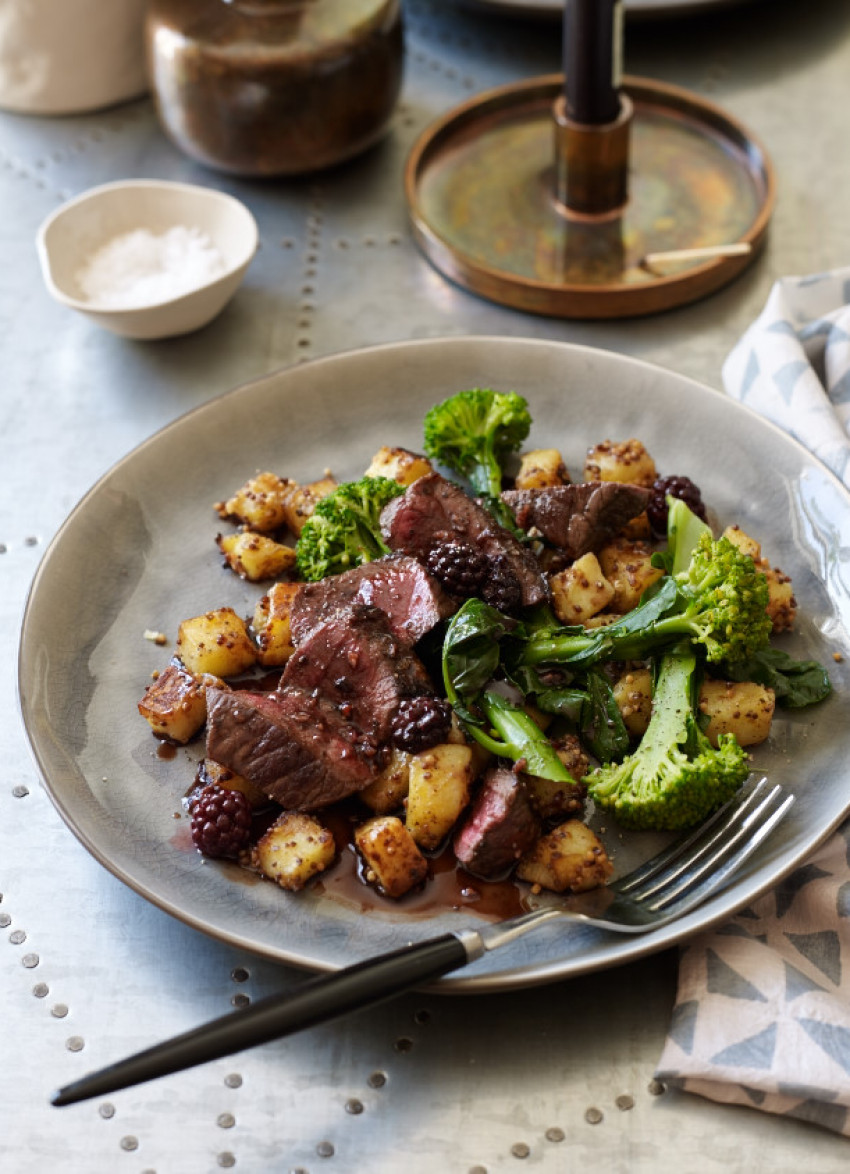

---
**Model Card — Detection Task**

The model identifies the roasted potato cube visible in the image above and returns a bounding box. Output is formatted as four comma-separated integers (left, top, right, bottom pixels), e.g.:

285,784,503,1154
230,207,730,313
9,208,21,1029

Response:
354,816,428,898
217,531,297,582
698,679,776,747
359,749,412,815
201,758,268,808
514,448,570,490
524,736,588,820
597,537,664,613
551,732,590,779
252,812,336,891
281,476,338,535
252,581,301,667
517,820,613,893
138,661,208,743
763,564,797,633
612,667,653,738
583,612,622,629
215,471,295,532
584,439,657,487
406,743,475,851
619,511,652,541
363,446,432,486
721,524,762,563
176,607,258,677
549,552,615,624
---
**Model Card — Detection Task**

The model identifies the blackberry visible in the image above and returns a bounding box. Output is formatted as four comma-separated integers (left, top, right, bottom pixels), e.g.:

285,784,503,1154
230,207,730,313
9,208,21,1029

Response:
390,695,453,754
480,555,522,614
190,785,253,859
647,475,708,537
425,538,488,597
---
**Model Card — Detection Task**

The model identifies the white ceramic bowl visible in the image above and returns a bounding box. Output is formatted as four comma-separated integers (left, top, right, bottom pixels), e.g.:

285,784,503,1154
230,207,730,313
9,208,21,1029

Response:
36,180,258,340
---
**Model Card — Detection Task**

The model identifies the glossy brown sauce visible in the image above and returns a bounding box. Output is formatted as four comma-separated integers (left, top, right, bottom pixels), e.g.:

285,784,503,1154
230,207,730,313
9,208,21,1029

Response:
174,766,527,921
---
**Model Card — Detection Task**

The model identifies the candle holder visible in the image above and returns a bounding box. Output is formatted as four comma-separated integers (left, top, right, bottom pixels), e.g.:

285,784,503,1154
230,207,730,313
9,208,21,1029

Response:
404,10,774,319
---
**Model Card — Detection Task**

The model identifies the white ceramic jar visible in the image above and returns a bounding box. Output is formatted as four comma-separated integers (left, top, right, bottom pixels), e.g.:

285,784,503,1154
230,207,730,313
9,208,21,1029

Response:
0,0,148,114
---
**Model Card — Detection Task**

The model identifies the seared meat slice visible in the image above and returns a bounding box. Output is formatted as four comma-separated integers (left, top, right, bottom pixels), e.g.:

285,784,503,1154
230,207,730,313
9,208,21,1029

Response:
501,481,651,561
206,605,437,810
289,555,455,648
206,685,379,811
380,472,547,609
453,766,541,880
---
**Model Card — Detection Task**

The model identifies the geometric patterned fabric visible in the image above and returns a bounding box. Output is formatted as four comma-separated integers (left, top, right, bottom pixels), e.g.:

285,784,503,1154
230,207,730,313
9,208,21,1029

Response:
659,277,850,1132
656,828,850,1136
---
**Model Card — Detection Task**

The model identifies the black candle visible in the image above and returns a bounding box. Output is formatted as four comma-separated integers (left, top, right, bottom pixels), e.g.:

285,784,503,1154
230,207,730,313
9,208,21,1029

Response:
563,0,622,125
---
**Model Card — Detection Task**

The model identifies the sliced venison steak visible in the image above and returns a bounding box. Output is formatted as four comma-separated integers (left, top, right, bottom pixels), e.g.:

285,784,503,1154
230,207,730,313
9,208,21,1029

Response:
206,685,379,810
206,605,436,810
289,554,455,647
453,766,541,880
380,472,547,609
501,481,651,561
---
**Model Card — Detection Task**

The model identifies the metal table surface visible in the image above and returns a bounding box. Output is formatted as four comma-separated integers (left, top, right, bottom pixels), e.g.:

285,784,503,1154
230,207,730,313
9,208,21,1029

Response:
2,1,850,1171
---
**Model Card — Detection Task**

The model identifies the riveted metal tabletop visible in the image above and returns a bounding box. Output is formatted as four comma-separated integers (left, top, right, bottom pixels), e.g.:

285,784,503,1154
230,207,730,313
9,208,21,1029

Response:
3,2,850,1171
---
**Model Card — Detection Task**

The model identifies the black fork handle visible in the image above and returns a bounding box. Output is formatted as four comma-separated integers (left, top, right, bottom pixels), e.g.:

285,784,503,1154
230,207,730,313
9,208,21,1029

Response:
51,932,477,1107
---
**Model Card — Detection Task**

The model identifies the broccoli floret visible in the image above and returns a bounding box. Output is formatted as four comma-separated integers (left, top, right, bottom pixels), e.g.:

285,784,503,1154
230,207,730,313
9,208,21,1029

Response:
588,643,750,830
522,529,772,670
294,476,404,582
423,388,532,500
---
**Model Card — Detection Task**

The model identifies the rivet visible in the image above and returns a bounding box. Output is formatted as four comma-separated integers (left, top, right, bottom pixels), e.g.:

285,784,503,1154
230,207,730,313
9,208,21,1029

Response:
0,544,6,554
545,1127,565,1142
0,913,11,928
393,1037,413,1053
12,785,29,798
119,1136,138,1151
616,1094,635,1111
22,953,39,969
224,1073,243,1089
585,1107,603,1125
9,929,26,944
648,1079,666,1097
469,1167,487,1174
66,1036,84,1052
316,1140,334,1158
51,1004,68,1018
24,536,38,546
366,1071,386,1088
99,1103,115,1119
336,240,349,249
413,1009,431,1026
510,1142,530,1159
217,1113,236,1129
217,1155,236,1169
231,993,250,1008
344,1099,363,1115
230,967,249,983
32,982,49,998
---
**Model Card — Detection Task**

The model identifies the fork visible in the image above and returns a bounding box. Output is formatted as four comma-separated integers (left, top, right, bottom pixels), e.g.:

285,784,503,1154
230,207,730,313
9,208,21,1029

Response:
51,775,791,1107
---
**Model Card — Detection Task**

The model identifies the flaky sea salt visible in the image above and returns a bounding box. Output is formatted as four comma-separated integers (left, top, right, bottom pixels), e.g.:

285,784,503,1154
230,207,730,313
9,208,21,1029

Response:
76,225,227,308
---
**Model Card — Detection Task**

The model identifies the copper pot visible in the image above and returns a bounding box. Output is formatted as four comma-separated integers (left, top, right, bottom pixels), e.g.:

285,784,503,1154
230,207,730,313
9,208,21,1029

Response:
145,0,404,177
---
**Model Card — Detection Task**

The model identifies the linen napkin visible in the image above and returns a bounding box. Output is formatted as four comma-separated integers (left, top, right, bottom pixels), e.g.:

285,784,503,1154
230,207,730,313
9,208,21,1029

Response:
655,268,850,1136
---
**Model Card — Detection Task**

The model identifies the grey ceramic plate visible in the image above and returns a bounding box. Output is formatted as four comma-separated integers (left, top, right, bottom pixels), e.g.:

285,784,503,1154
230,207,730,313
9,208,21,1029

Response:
18,337,850,991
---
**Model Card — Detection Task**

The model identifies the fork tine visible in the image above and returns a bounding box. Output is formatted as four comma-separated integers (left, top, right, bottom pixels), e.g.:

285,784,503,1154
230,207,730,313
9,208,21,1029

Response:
635,784,793,914
613,776,772,897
